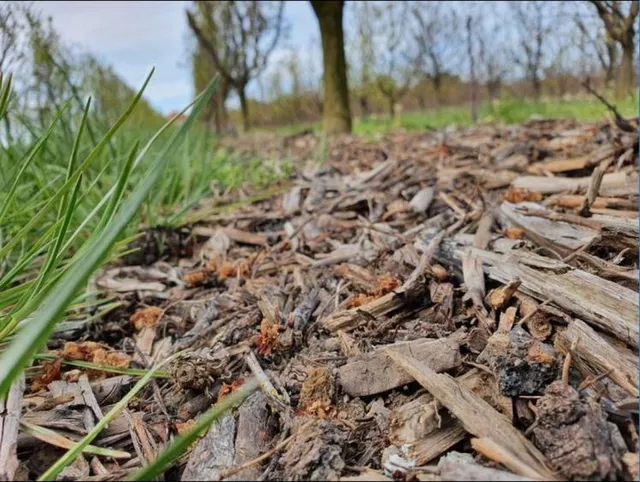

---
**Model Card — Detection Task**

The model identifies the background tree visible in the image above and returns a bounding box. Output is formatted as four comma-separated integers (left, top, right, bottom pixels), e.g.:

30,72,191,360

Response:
310,0,352,135
367,1,414,118
587,0,638,99
574,11,618,87
191,43,231,134
186,0,286,132
352,0,375,119
411,2,461,108
509,1,554,101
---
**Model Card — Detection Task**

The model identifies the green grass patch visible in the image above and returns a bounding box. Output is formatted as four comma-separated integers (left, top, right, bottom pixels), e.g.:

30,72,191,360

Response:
267,95,638,137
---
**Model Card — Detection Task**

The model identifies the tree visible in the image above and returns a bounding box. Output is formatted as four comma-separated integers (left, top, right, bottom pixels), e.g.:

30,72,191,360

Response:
186,0,286,132
352,1,375,119
509,1,554,101
367,1,414,118
587,0,638,99
310,1,352,135
411,2,461,108
466,16,478,123
574,12,618,86
191,43,231,134
474,4,507,101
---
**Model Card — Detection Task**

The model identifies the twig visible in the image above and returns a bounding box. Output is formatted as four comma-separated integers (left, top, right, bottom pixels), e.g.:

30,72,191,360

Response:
580,79,635,132
219,420,315,480
578,368,615,392
562,336,580,386
245,351,290,416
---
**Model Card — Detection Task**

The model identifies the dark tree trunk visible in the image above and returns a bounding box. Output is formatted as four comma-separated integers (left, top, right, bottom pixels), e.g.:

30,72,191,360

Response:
310,0,352,134
387,96,395,118
605,34,617,87
617,38,635,99
238,86,250,132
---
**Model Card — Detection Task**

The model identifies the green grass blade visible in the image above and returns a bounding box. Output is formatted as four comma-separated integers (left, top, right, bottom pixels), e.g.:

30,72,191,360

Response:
129,378,259,481
0,74,219,399
0,69,154,260
0,103,71,223
21,421,131,459
37,352,182,481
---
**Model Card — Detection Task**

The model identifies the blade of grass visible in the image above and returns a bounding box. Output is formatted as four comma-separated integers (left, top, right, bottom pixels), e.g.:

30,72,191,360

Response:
33,354,171,378
21,421,131,459
38,350,183,481
128,378,259,481
0,74,219,398
0,68,155,260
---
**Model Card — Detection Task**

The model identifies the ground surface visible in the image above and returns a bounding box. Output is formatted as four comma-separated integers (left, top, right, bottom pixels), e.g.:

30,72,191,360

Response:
7,116,639,481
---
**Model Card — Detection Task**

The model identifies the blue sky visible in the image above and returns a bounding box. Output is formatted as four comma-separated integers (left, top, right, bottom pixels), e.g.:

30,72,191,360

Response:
35,1,323,115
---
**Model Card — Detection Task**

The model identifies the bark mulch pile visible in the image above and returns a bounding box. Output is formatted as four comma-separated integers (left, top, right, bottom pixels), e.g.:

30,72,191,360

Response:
2,116,638,481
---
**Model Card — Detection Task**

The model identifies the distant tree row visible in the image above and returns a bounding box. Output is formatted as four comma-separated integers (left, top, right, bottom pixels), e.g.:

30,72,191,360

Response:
187,0,638,135
0,2,163,142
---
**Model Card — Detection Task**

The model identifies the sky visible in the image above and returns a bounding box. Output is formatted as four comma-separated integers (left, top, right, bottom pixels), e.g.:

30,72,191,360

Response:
34,1,323,115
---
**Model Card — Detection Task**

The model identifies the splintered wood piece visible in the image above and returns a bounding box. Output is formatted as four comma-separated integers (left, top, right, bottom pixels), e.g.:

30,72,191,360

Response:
386,350,557,481
471,437,551,481
339,335,462,397
511,171,633,194
405,417,466,465
501,202,599,252
555,319,638,397
221,227,269,246
526,155,590,174
486,278,521,311
461,253,485,312
437,240,639,348
439,460,535,482
580,157,613,216
389,368,510,446
553,194,636,211
0,375,25,482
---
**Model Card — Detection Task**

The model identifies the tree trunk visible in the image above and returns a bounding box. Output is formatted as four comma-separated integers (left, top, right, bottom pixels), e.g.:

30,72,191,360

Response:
387,96,395,118
433,76,442,110
532,75,541,102
310,0,352,134
616,38,635,100
605,34,617,87
238,86,250,132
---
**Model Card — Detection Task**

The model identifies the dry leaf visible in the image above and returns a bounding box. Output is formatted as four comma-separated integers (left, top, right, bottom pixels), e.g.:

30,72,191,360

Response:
503,186,543,203
61,341,104,361
130,306,162,330
504,227,524,239
256,318,281,357
345,293,376,309
217,378,246,402
374,275,400,296
31,359,62,392
183,268,210,287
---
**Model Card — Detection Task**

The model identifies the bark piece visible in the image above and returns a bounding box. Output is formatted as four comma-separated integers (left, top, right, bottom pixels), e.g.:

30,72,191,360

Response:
386,350,557,481
339,335,462,397
478,325,559,396
279,419,346,481
501,201,599,251
0,376,25,481
229,392,270,481
555,319,638,397
532,380,626,480
182,413,236,481
511,171,634,194
410,187,435,213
